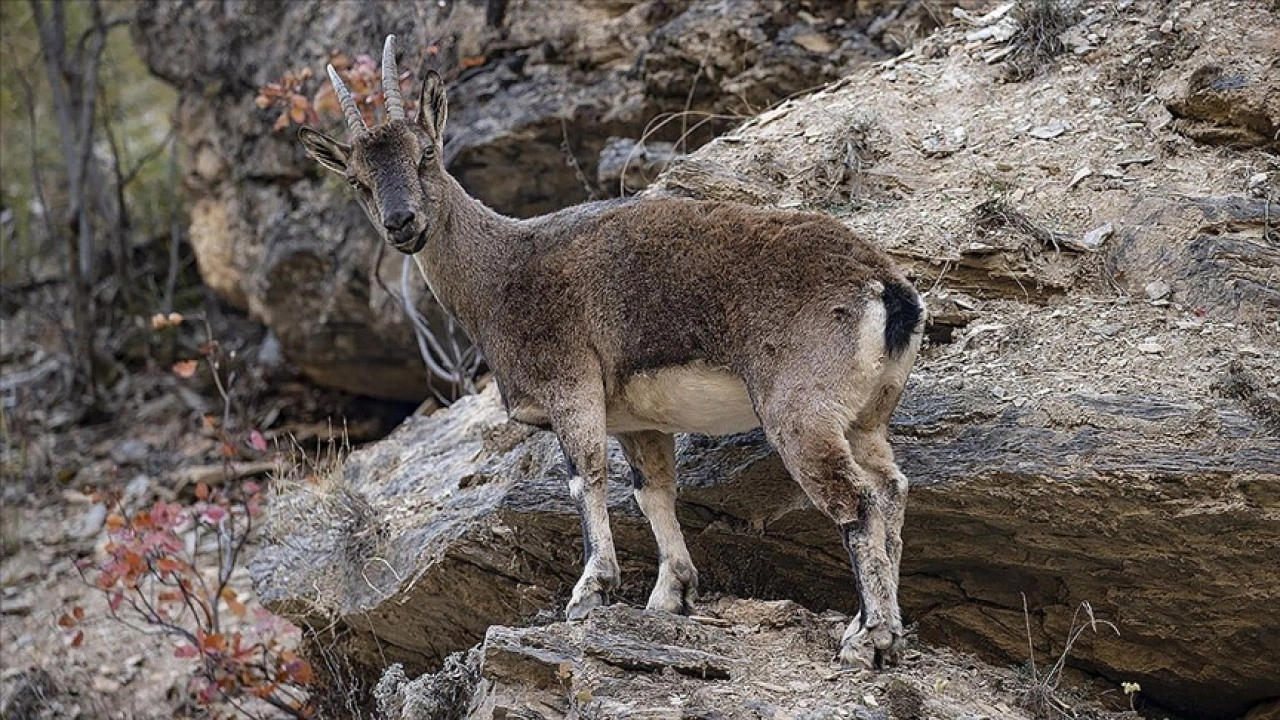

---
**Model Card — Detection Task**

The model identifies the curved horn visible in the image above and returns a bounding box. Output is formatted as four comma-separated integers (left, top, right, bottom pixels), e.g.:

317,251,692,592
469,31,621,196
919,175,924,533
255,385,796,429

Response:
382,34,406,122
327,64,367,136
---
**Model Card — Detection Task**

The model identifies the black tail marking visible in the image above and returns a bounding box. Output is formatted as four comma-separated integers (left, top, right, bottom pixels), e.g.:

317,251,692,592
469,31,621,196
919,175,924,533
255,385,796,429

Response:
882,281,922,356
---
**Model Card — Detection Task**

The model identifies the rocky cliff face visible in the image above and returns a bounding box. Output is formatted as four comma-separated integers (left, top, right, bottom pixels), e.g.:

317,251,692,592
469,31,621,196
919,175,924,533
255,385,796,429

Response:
254,377,1278,719
133,0,924,400
251,1,1279,718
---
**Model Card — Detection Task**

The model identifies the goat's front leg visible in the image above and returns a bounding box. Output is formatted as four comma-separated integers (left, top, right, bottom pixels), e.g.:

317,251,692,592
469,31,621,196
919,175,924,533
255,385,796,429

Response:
617,431,698,615
551,399,619,621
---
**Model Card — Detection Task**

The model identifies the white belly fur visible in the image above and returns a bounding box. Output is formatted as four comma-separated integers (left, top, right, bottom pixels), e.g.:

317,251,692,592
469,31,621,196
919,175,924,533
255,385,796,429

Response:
607,364,760,435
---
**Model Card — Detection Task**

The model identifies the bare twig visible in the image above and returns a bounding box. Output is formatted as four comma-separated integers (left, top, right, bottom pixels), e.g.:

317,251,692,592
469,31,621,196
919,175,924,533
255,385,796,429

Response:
163,135,183,312
368,240,482,404
1020,596,1120,719
31,0,111,400
559,118,598,200
98,92,134,294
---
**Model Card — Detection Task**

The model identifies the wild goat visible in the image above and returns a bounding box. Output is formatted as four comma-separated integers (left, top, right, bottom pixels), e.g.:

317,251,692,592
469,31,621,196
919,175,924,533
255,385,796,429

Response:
301,36,924,668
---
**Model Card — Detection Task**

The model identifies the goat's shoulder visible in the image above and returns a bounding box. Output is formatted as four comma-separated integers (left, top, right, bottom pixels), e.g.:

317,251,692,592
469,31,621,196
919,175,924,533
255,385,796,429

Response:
522,196,636,238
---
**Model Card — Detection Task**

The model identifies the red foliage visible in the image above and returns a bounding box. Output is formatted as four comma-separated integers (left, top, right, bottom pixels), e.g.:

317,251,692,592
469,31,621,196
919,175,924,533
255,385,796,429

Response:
256,49,418,133
65,484,314,718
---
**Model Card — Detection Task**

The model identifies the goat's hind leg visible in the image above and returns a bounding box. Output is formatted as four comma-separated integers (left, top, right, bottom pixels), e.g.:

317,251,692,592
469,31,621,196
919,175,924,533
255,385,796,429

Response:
617,431,698,615
551,397,620,621
758,393,902,669
845,427,909,668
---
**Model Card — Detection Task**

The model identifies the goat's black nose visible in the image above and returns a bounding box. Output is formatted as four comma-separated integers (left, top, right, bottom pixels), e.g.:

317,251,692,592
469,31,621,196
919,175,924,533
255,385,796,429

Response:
384,209,416,232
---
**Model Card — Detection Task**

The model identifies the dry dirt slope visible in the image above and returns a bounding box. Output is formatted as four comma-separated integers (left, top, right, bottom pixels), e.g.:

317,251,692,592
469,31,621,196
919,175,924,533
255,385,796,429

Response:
252,1,1278,719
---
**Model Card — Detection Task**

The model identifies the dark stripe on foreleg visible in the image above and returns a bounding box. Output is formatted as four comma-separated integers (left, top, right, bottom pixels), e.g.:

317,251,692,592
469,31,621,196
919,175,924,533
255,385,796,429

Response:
559,439,579,477
630,465,647,490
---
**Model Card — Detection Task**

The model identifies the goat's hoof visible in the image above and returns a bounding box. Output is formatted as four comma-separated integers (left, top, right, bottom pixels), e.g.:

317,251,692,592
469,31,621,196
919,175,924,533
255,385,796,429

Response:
839,615,904,670
565,573,614,620
645,570,698,616
873,635,904,670
565,593,605,621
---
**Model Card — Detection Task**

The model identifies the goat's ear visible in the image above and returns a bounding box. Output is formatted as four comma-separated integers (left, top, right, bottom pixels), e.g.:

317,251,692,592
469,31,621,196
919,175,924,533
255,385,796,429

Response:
298,126,350,175
418,70,447,144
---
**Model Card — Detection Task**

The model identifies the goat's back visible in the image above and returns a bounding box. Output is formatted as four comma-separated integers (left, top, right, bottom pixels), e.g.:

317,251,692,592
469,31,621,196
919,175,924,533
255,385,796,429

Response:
498,198,917,385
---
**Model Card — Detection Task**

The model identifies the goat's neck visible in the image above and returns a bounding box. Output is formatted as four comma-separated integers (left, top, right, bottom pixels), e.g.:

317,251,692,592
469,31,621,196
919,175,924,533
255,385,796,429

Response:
418,175,518,331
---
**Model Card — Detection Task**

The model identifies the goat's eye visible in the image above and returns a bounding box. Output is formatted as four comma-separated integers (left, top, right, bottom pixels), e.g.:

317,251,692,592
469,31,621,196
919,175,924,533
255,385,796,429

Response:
346,176,363,189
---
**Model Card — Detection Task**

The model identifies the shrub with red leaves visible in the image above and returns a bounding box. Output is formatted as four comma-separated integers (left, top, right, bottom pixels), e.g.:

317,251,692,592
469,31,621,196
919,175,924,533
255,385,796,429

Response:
63,482,314,718
256,50,416,133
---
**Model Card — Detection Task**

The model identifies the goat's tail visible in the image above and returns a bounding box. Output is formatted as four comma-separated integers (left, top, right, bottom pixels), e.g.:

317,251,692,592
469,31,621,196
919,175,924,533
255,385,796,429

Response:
881,279,923,356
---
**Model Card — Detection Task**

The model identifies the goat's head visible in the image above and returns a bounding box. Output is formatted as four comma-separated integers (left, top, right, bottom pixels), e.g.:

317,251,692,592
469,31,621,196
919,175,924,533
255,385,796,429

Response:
299,35,449,255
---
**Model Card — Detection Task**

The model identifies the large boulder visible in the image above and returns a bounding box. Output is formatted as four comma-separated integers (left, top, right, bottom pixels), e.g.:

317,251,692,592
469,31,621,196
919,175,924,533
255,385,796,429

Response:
132,0,902,400
254,375,1279,719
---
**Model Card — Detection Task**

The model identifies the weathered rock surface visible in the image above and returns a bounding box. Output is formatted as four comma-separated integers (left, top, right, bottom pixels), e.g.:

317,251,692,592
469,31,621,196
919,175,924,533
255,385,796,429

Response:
255,373,1280,720
374,599,1135,720
250,1,1280,718
1161,32,1279,152
132,0,900,400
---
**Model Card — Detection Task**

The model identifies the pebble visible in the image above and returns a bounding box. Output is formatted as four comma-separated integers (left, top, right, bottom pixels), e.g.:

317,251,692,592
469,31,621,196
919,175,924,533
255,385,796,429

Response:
1080,223,1113,250
92,675,122,693
1090,322,1122,337
75,504,108,540
110,439,150,466
123,475,152,507
1145,279,1172,301
1028,120,1066,140
0,597,34,616
1068,166,1094,189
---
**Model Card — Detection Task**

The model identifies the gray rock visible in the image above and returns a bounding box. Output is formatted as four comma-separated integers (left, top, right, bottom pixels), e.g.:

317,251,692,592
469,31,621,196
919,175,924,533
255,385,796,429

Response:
1027,120,1067,139
74,504,108,540
254,382,1280,720
110,439,149,466
123,475,151,507
1079,222,1113,250
1144,279,1172,301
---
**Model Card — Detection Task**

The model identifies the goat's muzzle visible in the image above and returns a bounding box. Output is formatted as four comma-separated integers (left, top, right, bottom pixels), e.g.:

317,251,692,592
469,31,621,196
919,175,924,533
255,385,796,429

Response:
389,228,428,255
384,209,426,253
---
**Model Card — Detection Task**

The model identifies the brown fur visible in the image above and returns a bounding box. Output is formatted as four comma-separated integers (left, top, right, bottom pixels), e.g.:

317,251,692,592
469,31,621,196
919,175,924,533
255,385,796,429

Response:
301,64,924,668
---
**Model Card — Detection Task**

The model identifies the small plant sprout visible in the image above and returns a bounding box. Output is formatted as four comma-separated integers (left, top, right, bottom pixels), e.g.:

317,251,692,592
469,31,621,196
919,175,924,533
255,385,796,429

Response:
1122,681,1141,711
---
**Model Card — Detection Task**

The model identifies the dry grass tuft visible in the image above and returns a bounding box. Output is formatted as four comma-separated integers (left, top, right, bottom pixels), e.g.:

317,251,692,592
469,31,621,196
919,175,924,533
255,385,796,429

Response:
1019,595,1120,720
299,625,385,720
1005,0,1081,81
814,112,883,208
970,198,1068,251
375,651,482,720
266,433,390,613
1214,359,1280,434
